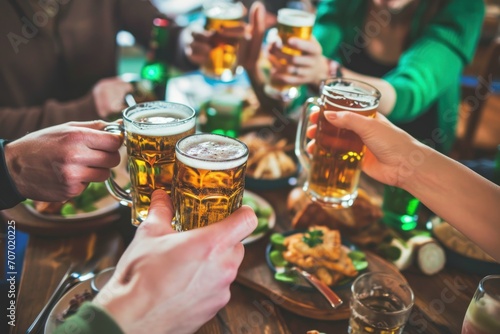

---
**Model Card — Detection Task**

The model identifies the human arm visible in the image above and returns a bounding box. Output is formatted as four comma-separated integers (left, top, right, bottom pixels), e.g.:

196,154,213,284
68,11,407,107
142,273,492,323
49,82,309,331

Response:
313,111,500,261
84,190,257,334
2,121,122,207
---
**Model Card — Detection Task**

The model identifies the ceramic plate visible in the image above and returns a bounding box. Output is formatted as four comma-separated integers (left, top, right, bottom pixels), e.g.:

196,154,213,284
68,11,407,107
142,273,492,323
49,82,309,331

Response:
265,230,368,290
242,190,276,245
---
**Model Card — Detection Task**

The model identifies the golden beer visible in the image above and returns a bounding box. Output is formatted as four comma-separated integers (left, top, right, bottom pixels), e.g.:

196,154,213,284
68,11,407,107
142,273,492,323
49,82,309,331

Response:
296,79,380,208
266,8,315,100
106,102,196,226
202,0,245,82
172,133,248,231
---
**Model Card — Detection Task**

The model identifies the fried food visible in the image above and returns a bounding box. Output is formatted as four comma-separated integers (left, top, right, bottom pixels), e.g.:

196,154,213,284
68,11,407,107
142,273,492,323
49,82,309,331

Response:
282,226,358,286
238,132,297,179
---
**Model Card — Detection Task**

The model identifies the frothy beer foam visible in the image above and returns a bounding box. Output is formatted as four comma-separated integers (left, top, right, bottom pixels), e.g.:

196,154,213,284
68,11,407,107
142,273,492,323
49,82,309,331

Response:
324,85,378,111
128,109,195,136
277,8,315,27
177,134,248,170
205,2,244,20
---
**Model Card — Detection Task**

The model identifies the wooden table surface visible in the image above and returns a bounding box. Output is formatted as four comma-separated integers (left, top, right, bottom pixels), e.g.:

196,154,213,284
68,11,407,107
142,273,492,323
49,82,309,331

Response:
7,180,483,334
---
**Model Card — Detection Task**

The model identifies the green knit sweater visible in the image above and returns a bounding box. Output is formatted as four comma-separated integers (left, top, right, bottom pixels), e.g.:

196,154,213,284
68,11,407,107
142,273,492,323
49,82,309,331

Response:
53,302,124,334
312,0,485,153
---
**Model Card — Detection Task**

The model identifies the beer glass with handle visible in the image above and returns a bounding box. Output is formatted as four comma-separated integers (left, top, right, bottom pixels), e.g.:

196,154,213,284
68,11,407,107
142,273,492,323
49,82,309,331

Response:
202,0,245,82
171,133,248,231
264,8,316,102
462,275,500,334
105,101,196,226
295,78,381,208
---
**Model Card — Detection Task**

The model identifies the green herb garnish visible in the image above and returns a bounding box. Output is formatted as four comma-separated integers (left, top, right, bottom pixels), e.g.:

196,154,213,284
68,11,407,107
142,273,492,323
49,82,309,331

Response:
302,229,324,248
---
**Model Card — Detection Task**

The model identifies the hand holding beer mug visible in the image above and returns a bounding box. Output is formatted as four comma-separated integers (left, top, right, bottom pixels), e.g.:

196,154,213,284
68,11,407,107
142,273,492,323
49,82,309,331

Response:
295,78,381,208
462,275,500,334
171,133,248,231
349,272,414,334
202,0,246,82
105,101,196,226
264,8,316,102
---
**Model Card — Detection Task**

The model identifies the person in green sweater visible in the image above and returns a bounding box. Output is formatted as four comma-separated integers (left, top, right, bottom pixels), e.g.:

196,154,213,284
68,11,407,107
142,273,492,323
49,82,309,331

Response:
267,0,485,153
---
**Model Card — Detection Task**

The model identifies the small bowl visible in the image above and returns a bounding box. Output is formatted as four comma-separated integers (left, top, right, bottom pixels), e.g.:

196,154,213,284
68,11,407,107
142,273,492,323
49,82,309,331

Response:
91,267,116,294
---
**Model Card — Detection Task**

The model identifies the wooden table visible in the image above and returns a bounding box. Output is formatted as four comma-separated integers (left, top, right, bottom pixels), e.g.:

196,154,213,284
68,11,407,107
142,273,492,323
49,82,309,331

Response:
6,182,482,334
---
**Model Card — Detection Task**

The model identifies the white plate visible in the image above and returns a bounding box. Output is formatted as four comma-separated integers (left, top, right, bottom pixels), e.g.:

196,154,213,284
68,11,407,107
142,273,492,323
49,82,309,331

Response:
44,280,94,334
242,190,276,245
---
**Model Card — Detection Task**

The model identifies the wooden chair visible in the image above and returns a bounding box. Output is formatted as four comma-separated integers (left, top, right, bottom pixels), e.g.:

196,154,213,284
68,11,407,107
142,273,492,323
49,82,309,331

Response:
453,37,500,159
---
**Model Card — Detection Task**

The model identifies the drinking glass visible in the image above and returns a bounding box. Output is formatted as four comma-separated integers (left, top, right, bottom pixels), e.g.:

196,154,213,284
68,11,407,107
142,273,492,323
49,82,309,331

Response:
295,78,381,208
349,272,414,334
171,133,249,231
202,0,245,82
264,8,316,102
105,101,196,226
462,275,500,334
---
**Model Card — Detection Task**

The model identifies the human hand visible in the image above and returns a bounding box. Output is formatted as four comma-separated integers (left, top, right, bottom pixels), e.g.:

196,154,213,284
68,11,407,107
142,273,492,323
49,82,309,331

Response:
306,111,424,187
92,77,133,119
93,190,257,334
4,121,122,201
268,36,334,88
184,2,266,73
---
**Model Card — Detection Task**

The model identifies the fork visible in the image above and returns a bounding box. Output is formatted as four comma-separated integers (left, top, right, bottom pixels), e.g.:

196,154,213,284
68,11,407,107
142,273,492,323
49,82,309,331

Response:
25,265,96,334
291,266,344,309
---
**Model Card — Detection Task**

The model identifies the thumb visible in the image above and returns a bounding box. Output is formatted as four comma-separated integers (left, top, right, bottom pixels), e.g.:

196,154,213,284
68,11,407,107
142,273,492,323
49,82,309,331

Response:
136,190,175,237
203,205,257,247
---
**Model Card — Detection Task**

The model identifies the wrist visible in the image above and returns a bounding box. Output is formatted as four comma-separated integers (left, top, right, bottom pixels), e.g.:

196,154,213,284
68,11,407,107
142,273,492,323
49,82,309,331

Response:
0,140,26,208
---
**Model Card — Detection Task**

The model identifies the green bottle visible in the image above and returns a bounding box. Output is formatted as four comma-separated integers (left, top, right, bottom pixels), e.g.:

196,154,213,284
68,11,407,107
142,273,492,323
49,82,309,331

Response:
141,17,170,100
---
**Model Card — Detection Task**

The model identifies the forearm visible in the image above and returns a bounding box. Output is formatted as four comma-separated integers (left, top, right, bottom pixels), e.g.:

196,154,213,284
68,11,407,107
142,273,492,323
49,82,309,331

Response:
0,93,99,139
402,146,500,261
340,67,396,115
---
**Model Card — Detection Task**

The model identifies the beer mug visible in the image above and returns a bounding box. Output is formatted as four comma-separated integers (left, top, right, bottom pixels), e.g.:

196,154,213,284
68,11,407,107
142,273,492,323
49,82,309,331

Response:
106,101,196,226
295,78,381,208
264,8,316,101
202,0,245,82
171,133,249,231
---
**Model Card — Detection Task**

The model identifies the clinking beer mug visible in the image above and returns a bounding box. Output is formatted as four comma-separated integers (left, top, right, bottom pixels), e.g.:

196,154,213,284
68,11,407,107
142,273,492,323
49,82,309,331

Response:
105,101,196,226
295,78,381,208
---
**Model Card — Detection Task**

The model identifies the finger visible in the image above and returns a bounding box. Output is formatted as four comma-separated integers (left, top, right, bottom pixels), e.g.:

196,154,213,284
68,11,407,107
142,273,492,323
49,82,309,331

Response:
68,120,109,130
192,30,212,43
219,25,245,38
306,124,317,139
84,129,124,153
291,55,316,67
80,167,113,183
136,190,175,237
306,139,316,154
288,36,322,55
309,109,320,123
71,149,121,169
249,1,266,39
324,111,384,142
203,206,257,247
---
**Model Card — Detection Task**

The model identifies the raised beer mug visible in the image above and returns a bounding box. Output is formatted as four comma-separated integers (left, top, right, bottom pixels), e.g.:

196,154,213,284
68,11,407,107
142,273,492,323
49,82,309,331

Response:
105,101,196,226
264,8,316,102
171,133,249,231
295,78,381,208
202,0,245,82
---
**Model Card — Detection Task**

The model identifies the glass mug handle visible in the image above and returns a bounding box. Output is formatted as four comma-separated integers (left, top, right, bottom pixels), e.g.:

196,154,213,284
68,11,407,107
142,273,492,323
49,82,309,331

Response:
295,96,321,174
103,123,132,207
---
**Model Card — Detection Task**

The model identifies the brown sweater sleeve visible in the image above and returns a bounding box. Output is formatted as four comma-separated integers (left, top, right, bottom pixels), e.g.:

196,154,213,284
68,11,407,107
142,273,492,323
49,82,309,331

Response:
0,92,99,140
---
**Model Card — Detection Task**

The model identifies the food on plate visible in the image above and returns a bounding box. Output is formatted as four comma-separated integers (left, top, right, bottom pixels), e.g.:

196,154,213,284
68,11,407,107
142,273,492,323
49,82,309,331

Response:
269,226,367,286
242,193,273,235
287,187,387,247
433,220,496,263
56,289,94,323
238,132,297,179
25,182,109,217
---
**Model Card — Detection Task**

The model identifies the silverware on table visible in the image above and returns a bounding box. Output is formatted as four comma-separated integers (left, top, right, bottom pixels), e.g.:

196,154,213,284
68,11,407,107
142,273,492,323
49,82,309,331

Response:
25,236,116,334
291,266,343,309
